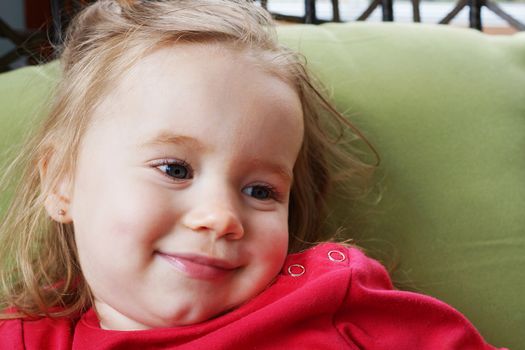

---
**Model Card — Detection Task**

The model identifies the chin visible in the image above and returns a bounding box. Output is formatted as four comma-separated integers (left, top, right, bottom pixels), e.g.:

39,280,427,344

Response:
152,306,227,329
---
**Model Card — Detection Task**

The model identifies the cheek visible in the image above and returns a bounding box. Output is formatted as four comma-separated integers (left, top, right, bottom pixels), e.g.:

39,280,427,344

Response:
71,180,178,299
71,175,177,259
246,209,289,267
107,185,175,242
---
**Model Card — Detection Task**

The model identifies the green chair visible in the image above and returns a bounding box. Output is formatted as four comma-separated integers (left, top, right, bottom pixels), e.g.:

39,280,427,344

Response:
1,22,523,349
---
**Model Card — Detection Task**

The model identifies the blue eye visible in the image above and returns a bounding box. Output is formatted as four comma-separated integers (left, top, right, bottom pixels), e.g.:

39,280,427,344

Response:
243,185,275,200
157,160,192,180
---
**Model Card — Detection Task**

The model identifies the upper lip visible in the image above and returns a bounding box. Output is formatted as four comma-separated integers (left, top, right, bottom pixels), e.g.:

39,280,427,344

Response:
156,251,239,270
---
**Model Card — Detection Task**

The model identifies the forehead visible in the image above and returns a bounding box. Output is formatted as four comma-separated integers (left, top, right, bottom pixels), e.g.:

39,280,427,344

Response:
86,42,304,161
97,43,302,115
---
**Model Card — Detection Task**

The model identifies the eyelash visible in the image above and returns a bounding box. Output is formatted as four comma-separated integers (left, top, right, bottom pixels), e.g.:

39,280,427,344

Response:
152,159,283,202
245,183,282,202
154,159,193,181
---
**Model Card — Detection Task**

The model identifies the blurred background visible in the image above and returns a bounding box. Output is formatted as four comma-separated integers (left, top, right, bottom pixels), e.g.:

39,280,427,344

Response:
1,0,524,71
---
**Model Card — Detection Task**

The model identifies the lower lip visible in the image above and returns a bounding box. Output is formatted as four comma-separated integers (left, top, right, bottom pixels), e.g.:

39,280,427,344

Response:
157,253,233,280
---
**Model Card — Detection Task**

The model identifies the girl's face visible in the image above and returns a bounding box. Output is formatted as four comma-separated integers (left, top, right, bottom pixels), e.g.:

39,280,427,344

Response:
64,44,304,330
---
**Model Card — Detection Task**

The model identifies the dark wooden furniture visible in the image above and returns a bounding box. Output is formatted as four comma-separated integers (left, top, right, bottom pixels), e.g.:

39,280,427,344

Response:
1,0,524,72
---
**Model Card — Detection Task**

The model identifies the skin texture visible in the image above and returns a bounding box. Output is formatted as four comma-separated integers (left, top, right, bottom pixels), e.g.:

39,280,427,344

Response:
48,44,304,330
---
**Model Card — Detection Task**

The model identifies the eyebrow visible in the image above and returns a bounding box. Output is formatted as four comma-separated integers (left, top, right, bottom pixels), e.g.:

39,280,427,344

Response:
140,131,293,184
247,158,294,185
139,131,208,152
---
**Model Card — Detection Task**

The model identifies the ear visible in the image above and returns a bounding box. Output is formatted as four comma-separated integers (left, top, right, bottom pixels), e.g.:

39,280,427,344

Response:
39,154,74,224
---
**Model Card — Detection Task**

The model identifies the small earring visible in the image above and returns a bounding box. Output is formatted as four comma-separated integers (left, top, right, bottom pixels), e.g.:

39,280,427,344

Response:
58,209,66,216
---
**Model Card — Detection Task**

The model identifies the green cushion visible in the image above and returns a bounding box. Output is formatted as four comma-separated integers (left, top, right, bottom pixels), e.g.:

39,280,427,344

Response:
277,22,525,349
0,62,59,210
0,22,523,348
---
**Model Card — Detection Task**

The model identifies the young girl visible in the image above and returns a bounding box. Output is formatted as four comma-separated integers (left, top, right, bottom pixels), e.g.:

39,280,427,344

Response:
0,0,506,349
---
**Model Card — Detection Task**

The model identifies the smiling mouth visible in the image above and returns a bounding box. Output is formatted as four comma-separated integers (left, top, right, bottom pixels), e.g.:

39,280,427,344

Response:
156,252,238,280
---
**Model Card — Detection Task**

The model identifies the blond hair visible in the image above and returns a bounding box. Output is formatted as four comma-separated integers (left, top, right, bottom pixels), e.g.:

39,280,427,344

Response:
0,0,378,320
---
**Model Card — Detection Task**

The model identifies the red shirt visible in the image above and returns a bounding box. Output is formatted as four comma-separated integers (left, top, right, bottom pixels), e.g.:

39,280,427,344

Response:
0,243,506,349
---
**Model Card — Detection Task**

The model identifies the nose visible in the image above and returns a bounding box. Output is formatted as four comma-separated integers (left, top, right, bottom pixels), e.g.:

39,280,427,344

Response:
181,194,244,240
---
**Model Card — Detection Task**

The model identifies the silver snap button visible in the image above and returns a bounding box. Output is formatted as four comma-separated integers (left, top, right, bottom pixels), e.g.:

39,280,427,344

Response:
288,264,305,277
328,250,346,262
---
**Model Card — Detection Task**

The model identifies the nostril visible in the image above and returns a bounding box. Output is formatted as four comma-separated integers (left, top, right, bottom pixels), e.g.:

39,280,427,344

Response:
181,206,244,240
